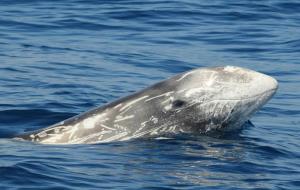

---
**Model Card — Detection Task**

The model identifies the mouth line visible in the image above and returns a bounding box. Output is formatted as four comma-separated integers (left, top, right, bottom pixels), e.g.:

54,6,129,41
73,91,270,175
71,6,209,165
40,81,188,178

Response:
226,88,277,101
240,88,277,100
189,88,277,105
174,88,277,112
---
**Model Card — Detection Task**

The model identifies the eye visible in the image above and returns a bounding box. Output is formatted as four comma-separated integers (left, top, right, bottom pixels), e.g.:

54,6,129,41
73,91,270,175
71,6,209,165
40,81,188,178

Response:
172,100,186,108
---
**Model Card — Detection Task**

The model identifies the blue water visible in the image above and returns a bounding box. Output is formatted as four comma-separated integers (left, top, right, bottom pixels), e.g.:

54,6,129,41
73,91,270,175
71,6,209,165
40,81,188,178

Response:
0,0,299,189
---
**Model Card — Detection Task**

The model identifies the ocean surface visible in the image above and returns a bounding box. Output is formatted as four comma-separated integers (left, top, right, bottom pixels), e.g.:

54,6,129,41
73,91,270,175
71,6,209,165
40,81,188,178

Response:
0,0,299,189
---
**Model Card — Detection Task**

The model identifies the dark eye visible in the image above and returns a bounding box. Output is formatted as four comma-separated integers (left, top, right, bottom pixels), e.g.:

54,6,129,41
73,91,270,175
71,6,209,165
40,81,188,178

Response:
172,100,186,108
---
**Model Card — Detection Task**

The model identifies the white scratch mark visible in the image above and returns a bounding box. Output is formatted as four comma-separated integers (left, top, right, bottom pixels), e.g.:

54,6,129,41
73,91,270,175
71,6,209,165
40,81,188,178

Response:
161,96,174,104
185,88,205,98
145,91,174,102
114,115,134,122
125,130,150,139
100,124,116,131
174,102,198,112
131,125,166,139
119,106,132,115
155,137,173,140
114,124,127,131
67,123,80,140
150,116,158,124
133,122,147,135
82,113,108,129
133,116,158,135
120,95,149,111
114,103,123,109
150,126,163,135
176,70,196,81
41,133,64,144
169,125,177,132
37,132,47,138
69,130,113,144
100,132,128,143
98,135,103,140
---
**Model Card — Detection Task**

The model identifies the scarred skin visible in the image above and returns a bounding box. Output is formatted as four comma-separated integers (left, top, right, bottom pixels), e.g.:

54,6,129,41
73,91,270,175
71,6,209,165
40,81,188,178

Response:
15,66,278,144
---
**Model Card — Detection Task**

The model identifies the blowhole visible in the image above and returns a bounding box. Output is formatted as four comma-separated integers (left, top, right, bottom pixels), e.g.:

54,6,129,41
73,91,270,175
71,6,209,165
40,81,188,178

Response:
172,100,186,108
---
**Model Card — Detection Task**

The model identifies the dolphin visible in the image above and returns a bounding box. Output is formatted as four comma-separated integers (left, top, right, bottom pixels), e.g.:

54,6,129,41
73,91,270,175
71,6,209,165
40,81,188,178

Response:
15,66,278,144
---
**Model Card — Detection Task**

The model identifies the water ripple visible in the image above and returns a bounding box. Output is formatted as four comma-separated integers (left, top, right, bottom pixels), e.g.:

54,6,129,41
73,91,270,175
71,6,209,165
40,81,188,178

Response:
0,0,299,189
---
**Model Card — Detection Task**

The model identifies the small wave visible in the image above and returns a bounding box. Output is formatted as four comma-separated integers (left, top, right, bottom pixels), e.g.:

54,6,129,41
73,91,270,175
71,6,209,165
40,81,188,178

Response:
0,109,75,136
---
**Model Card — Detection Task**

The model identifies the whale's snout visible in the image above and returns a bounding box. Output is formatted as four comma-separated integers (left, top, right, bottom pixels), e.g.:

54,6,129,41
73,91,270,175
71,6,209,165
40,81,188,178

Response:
250,69,278,96
263,74,278,92
256,72,278,104
180,66,279,132
220,66,278,100
213,66,278,130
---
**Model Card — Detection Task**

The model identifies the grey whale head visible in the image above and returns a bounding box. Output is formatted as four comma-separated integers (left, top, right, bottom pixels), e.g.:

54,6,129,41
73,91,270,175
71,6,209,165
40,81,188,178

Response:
15,66,278,144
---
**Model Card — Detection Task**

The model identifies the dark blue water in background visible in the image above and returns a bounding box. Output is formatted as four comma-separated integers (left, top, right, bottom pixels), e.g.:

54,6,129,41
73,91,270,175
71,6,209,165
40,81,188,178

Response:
0,0,299,189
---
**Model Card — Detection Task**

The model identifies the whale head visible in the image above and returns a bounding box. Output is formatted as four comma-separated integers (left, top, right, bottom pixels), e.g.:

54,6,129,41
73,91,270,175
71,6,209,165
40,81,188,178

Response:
158,66,278,133
14,65,278,144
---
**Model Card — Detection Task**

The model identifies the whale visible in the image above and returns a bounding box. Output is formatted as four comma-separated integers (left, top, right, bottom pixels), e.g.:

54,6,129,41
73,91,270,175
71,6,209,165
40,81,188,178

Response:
15,66,278,144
